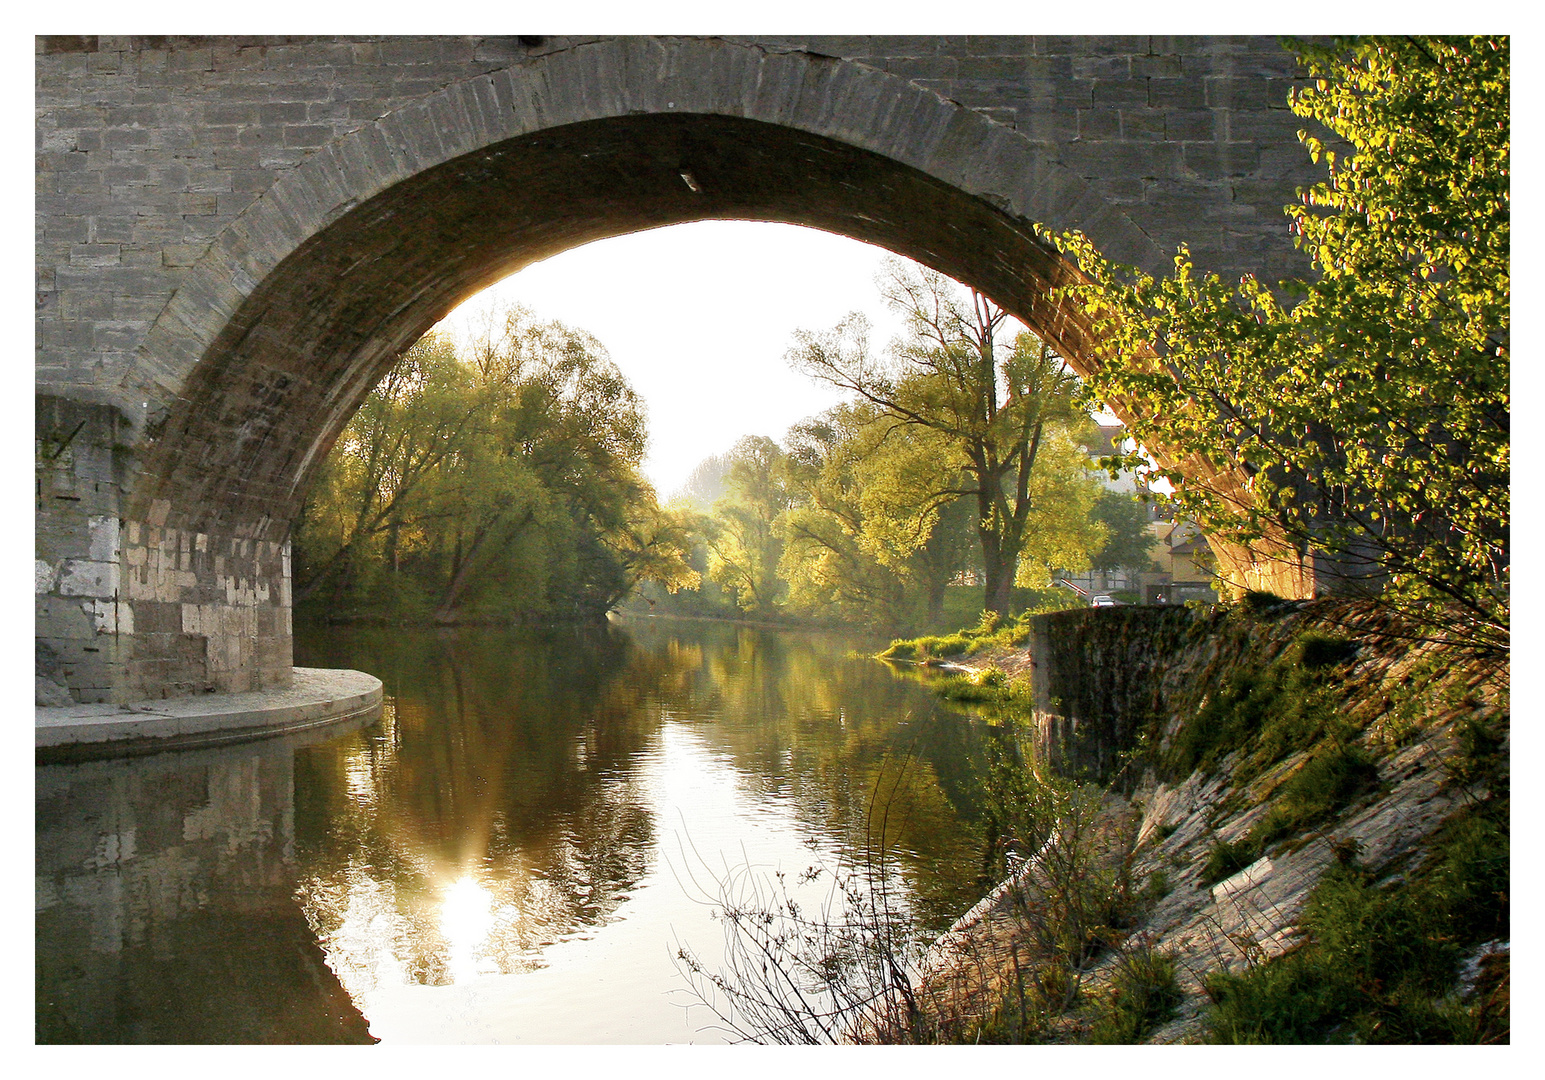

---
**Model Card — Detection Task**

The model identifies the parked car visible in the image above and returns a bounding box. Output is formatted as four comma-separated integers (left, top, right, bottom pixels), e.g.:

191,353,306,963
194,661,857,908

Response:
1090,594,1118,607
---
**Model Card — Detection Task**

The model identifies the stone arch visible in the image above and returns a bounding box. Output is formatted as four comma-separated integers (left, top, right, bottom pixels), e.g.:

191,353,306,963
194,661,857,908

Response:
125,36,1162,539
46,36,1314,702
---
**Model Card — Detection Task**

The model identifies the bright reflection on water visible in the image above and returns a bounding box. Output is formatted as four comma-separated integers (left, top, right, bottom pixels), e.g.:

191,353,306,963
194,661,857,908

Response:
36,616,993,1044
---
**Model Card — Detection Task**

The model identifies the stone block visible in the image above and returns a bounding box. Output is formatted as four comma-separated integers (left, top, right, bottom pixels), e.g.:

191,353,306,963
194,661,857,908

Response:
1121,108,1168,141
1131,54,1183,79
1183,142,1264,180
1091,78,1150,108
167,47,213,72
1072,55,1130,80
1076,106,1120,140
69,243,122,267
58,560,119,599
1148,78,1208,109
87,515,120,562
57,289,113,320
1206,76,1296,110
1165,109,1222,142
37,600,94,642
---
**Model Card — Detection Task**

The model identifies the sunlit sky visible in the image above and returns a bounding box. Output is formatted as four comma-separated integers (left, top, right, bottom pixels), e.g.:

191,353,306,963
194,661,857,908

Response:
434,221,1032,497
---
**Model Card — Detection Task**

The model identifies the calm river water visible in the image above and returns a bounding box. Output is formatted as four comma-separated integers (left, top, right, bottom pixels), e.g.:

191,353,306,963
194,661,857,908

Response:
36,616,996,1044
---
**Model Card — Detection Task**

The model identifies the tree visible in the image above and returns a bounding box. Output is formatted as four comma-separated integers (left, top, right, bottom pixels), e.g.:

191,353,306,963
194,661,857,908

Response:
1054,36,1508,651
676,452,733,510
293,306,696,621
294,332,486,608
789,261,1090,616
1089,491,1158,585
703,436,793,613
1007,427,1109,592
776,402,970,629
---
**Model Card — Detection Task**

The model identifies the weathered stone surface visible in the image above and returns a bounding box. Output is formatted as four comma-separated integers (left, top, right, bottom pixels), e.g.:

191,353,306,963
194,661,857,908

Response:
36,675,74,707
36,36,1330,699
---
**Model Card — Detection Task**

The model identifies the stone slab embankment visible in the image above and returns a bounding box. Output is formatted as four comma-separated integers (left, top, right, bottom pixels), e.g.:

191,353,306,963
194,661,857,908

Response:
36,666,381,762
913,600,1508,1042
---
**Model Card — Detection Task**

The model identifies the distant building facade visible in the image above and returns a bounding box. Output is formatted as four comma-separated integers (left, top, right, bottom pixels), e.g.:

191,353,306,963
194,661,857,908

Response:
1057,423,1219,604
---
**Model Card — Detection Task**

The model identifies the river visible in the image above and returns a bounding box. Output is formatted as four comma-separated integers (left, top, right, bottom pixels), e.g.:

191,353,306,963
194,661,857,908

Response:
36,616,996,1043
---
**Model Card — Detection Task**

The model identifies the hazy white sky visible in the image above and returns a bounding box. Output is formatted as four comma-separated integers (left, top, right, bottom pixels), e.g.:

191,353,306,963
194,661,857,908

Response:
434,220,1029,497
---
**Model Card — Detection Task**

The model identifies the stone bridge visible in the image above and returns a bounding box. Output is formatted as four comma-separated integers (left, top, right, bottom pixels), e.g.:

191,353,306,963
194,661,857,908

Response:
37,34,1326,703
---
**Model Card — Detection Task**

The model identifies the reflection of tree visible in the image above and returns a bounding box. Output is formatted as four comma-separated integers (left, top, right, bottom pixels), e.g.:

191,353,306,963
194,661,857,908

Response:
292,615,992,997
294,622,686,988
615,620,993,933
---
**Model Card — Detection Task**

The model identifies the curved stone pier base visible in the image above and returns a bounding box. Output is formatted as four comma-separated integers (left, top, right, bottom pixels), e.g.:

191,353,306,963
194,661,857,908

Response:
36,667,382,763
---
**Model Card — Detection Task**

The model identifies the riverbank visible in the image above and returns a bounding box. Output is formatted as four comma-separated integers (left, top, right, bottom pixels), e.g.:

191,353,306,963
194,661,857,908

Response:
901,601,1509,1043
36,667,383,763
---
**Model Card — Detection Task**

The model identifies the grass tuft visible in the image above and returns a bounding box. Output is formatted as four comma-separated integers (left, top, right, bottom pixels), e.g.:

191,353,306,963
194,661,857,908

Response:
1202,794,1509,1044
1087,949,1184,1043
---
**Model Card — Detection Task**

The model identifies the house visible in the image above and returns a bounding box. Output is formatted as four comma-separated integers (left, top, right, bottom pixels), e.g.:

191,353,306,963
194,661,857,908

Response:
1062,423,1220,604
1140,513,1219,604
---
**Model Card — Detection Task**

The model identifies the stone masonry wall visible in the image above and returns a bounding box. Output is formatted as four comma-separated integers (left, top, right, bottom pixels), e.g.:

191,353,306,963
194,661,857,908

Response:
1027,605,1201,780
38,396,290,702
37,35,1320,410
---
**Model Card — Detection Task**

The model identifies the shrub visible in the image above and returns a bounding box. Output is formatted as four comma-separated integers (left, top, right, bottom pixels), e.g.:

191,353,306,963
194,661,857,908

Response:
1202,796,1509,1044
1165,634,1357,781
1199,839,1260,887
1296,632,1359,671
880,639,918,661
1248,742,1381,849
1087,948,1183,1043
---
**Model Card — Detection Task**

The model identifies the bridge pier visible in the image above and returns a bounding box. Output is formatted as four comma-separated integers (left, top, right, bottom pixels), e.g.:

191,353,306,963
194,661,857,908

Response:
37,398,292,704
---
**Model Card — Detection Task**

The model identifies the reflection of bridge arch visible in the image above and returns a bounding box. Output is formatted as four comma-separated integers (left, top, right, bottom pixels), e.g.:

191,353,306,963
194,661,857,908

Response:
36,36,1322,701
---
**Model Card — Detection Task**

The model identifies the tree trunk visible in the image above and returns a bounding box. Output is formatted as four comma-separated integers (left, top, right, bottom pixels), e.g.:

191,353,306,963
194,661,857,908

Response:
925,577,948,624
982,550,1015,617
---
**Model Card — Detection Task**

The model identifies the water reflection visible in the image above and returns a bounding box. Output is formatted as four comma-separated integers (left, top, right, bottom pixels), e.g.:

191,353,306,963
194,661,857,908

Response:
35,729,376,1043
37,617,992,1043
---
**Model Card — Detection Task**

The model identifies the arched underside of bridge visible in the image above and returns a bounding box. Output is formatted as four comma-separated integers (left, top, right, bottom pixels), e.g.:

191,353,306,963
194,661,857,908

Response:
133,112,1108,539
37,38,1310,703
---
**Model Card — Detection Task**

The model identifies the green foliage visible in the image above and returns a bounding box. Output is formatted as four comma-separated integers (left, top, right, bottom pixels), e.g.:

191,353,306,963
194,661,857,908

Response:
1448,710,1509,788
916,633,972,658
1414,801,1510,945
1238,590,1292,616
1204,797,1508,1044
1199,839,1260,887
1248,742,1381,850
701,436,792,614
1296,632,1359,670
930,668,1030,705
1165,630,1354,779
775,402,974,629
878,639,918,661
790,259,1101,616
1089,491,1159,578
1053,37,1509,652
293,309,697,622
1086,949,1183,1044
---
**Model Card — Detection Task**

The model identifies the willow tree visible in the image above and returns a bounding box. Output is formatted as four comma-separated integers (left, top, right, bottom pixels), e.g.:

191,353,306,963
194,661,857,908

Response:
702,435,793,614
294,307,697,621
776,401,971,628
789,262,1090,616
1055,36,1508,651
